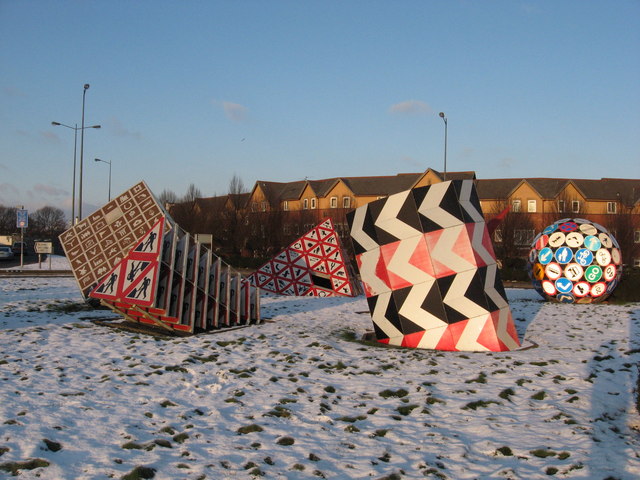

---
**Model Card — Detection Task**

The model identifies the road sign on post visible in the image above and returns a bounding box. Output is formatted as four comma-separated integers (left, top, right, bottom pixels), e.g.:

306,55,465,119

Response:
16,209,28,228
35,241,53,270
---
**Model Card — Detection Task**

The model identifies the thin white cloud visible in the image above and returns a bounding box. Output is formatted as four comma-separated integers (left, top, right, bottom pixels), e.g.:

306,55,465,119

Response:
2,86,27,97
32,184,68,197
107,117,142,140
40,131,61,144
389,100,431,115
221,101,249,122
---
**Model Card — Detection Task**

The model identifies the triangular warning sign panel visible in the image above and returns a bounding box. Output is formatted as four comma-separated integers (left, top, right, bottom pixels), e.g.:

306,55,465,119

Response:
247,218,358,297
89,217,165,306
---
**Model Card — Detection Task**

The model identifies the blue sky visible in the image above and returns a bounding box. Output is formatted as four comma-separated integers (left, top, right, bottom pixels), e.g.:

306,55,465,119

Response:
1,0,639,219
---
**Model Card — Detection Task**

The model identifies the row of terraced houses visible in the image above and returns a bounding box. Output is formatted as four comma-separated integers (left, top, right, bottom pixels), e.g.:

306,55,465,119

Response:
167,168,640,267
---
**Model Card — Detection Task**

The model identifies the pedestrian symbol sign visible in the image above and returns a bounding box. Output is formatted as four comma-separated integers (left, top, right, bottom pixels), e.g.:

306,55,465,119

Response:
89,217,165,307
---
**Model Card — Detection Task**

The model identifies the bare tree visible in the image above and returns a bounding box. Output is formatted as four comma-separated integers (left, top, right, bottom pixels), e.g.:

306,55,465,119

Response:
29,206,67,238
0,206,18,234
228,174,246,196
157,189,179,208
182,183,202,203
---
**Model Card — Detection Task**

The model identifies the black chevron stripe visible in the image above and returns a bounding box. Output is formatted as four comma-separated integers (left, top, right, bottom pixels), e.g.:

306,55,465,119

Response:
412,182,466,233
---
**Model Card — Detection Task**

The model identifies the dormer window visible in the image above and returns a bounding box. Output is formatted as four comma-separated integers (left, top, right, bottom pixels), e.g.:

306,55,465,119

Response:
310,198,317,209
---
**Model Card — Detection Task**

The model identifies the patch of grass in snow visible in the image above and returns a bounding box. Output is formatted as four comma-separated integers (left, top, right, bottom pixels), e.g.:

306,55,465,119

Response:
237,424,264,434
45,301,94,313
499,388,516,401
0,458,50,475
465,372,487,384
462,400,501,410
378,388,408,399
494,446,513,456
396,404,419,416
122,465,156,480
276,436,295,446
531,391,547,400
264,406,292,418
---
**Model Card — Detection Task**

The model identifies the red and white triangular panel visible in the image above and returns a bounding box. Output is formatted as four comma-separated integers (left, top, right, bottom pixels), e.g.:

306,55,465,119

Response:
248,218,359,297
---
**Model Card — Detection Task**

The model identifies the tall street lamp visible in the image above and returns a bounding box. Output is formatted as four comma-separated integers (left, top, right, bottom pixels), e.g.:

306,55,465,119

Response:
94,158,112,201
438,112,448,181
78,83,92,221
51,121,101,225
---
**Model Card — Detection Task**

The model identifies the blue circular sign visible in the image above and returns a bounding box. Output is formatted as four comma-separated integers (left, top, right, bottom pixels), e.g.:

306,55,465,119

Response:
555,277,574,294
584,235,601,251
574,248,593,266
538,247,554,265
554,246,573,264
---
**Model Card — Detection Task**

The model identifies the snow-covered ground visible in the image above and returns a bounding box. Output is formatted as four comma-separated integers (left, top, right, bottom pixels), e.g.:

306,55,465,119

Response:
0,275,639,479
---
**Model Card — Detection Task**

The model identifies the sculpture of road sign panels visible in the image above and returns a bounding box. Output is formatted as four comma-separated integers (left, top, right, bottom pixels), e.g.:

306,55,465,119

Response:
527,218,622,303
90,219,260,333
60,181,164,297
248,218,359,297
61,181,260,334
347,180,520,352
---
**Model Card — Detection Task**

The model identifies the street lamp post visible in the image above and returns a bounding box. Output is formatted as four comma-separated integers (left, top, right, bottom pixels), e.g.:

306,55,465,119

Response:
51,121,101,225
438,112,448,181
79,83,91,221
94,158,112,201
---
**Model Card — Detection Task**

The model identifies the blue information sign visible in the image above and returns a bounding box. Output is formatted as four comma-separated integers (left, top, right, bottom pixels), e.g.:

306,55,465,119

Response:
16,209,28,228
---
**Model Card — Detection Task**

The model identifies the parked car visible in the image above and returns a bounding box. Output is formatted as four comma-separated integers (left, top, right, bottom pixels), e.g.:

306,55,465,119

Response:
12,242,28,255
0,246,14,260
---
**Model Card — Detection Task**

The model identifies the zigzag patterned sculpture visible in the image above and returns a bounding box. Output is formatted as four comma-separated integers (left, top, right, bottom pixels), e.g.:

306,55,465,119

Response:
347,180,520,351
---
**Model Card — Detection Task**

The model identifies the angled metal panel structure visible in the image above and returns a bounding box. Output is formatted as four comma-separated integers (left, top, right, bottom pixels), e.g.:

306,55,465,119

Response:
347,180,520,352
60,182,260,334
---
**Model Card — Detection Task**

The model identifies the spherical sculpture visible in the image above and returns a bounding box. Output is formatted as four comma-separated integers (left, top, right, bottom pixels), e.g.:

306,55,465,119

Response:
527,218,622,303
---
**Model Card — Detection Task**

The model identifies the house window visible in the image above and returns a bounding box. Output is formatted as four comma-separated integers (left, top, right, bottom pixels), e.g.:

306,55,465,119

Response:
251,202,257,212
261,201,267,212
527,200,537,213
514,229,536,246
303,198,309,210
572,200,580,213
634,231,640,243
558,200,565,213
283,201,289,211
330,196,337,208
607,202,617,214
512,199,521,212
310,198,317,209
343,196,351,208
493,228,503,243
634,258,640,268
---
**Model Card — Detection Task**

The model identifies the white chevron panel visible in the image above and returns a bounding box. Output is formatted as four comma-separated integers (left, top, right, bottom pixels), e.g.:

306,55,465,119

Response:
416,181,464,229
375,190,422,240
370,291,402,340
468,222,494,267
482,263,509,309
495,306,520,350
397,279,448,332
385,235,435,287
416,324,449,349
357,248,391,296
458,180,484,223
442,269,489,319
454,314,492,352
428,225,476,276
350,205,378,252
